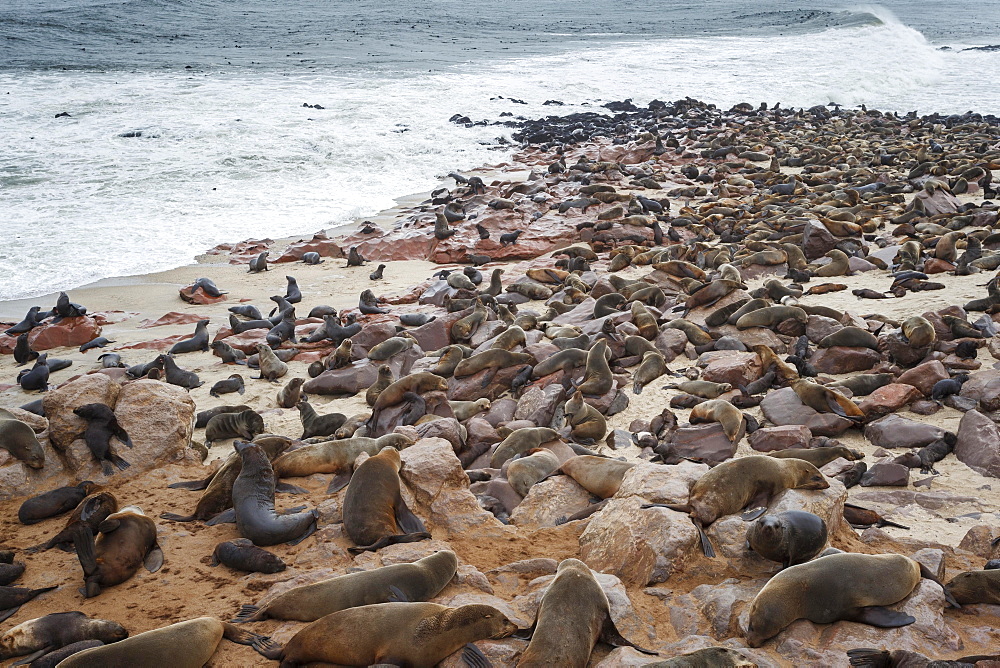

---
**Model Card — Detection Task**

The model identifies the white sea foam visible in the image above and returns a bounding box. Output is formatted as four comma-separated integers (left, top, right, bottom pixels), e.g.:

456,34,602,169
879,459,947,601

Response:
0,11,996,300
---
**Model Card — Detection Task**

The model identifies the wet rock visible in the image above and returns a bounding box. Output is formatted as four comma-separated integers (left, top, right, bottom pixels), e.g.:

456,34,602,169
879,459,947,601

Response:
27,316,101,351
809,346,880,374
954,409,1000,478
759,387,853,436
864,414,950,449
509,475,593,530
896,360,950,396
857,383,922,419
42,373,121,450
748,425,812,452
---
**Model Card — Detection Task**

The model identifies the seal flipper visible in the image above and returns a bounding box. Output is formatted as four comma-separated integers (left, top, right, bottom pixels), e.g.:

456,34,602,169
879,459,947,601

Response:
169,477,213,491
230,604,261,623
107,452,130,472
693,518,716,558
0,606,21,623
10,646,52,666
222,621,270,647
462,643,493,668
160,512,197,522
326,472,352,494
395,498,427,534
740,506,767,521
479,366,500,389
144,543,164,572
918,562,961,608
846,648,892,667
844,606,916,628
251,635,284,660
387,584,408,603
599,616,657,655
275,482,308,494
205,508,237,526
285,511,318,546
73,525,99,577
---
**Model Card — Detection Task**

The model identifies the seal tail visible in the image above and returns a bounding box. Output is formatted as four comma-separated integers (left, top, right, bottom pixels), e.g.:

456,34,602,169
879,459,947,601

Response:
230,604,262,623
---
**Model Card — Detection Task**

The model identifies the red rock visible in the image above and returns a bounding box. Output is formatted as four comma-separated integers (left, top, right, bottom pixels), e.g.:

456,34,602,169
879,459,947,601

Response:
896,360,949,396
912,187,960,216
27,317,101,351
809,346,880,374
959,370,1000,411
860,462,910,487
668,422,739,465
273,233,341,263
955,410,1000,478
138,312,210,329
0,335,15,355
119,334,189,351
699,351,762,387
922,258,955,274
759,387,854,437
217,329,270,353
748,425,812,452
90,311,135,326
858,383,922,419
802,219,838,260
179,286,227,305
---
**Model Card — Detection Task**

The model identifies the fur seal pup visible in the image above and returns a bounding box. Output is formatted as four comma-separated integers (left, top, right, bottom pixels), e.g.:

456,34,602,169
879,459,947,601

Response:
230,441,317,546
254,344,289,381
646,647,756,667
575,339,613,396
168,319,210,354
0,416,45,469
359,288,388,315
26,490,118,554
746,510,828,569
230,304,262,319
73,403,133,474
233,550,458,623
211,538,286,573
0,611,126,664
564,391,607,444
17,481,98,525
17,354,49,392
434,211,456,239
297,400,346,439
369,263,385,280
745,553,951,647
367,372,449,432
301,251,323,265
944,569,1000,605
399,313,434,326
560,456,635,498
645,456,829,557
13,333,38,366
769,445,863,467
518,558,654,665
195,404,252,429
210,373,245,398
669,380,732,399
449,398,490,421
162,435,292,523
343,446,430,553
205,409,265,445
689,399,745,442
56,617,264,668
346,246,368,267
248,251,269,272
633,350,667,394
155,353,203,389
365,366,394,406
451,299,487,341
791,379,865,419
72,506,162,598
491,427,561,468
276,377,305,408
507,448,561,497
254,601,515,667
284,275,302,303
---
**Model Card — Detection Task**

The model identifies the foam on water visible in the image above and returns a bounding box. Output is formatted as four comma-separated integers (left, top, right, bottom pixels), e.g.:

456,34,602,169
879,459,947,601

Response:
1,6,997,300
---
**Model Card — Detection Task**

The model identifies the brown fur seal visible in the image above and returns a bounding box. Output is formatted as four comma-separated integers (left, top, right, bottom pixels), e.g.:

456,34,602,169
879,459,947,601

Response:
365,365,394,406
27,490,118,553
901,315,936,346
453,349,535,380
57,617,265,668
72,403,133,475
813,249,851,277
790,379,865,419
769,445,863,467
205,409,265,445
633,350,667,394
0,611,127,664
645,456,829,557
297,400,346,439
576,339,613,396
645,647,756,667
684,279,741,311
0,586,58,624
518,558,654,665
564,391,607,444
430,346,465,377
449,398,491,421
507,448,561,497
368,335,415,361
671,380,732,399
229,441,317,546
162,435,292,523
276,377,305,408
451,299,487,341
736,305,807,330
233,550,458,623
630,301,659,339
0,416,45,469
491,324,526,351
531,348,587,378
72,505,163,598
17,481,98,525
746,510,828,569
689,399,745,442
944,569,1000,605
211,538,286,573
272,433,412,492
195,404,252,428
560,456,635,498
343,446,430,553
828,373,894,396
667,319,712,346
819,326,879,350
255,344,288,381
368,372,449,430
491,427,561,468
254,602,516,667
745,553,935,646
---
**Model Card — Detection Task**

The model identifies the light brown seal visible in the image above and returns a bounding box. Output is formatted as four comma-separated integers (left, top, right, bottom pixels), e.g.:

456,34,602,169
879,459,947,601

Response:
365,365,394,406
233,550,459,623
563,390,607,444
790,379,865,419
689,399,745,442
633,350,667,394
276,377,305,408
255,344,289,381
272,433,412,492
746,510,828,569
491,427,561,468
449,398,491,421
72,505,163,598
0,611,127,664
576,339,613,396
768,445,863,467
901,315,936,346
735,305,807,330
0,417,45,469
507,448,561,497
944,569,1000,605
560,456,635,498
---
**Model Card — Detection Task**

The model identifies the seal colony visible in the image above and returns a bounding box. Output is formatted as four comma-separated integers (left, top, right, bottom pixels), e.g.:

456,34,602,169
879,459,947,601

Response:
0,97,999,665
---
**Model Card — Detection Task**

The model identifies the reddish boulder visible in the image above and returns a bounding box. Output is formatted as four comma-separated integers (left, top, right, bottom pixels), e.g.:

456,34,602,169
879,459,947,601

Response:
273,233,341,263
119,334,189,351
138,312,210,329
759,387,854,437
668,422,740,465
809,346,880,374
748,425,812,452
179,286,227,305
896,360,949,396
858,384,922,420
954,410,1000,478
699,351,762,387
27,317,101,351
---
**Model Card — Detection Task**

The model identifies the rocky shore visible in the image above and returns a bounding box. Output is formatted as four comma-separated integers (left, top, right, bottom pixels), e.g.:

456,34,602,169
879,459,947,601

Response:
1,98,1000,666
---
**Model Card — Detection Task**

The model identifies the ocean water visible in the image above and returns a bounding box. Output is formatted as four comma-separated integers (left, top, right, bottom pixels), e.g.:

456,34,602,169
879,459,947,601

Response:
1,1,998,301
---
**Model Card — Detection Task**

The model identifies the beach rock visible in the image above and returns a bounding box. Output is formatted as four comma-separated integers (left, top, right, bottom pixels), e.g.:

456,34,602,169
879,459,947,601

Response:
809,346,880,374
954,409,1000,478
179,285,227,305
863,414,950,449
513,384,565,428
911,548,946,581
483,398,517,427
137,312,210,329
882,331,931,368
654,328,689,361
748,425,812,452
413,418,465,454
399,437,509,539
302,360,380,396
351,321,398,351
896,360,949,396
857,383,922,419
509,476,593,530
42,373,121,450
914,187,961,216
273,233,340,262
957,525,1000,559
217,329,270,354
860,462,910,487
805,316,843,343
668,423,739,465
113,379,196,470
802,219,838,259
959,370,1000,411
759,387,853,436
699,351,762,387
27,317,101,351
